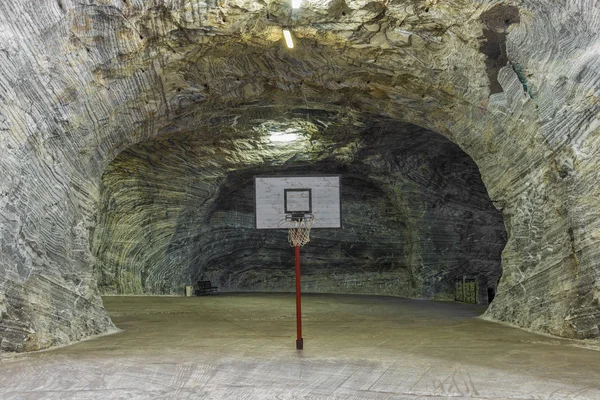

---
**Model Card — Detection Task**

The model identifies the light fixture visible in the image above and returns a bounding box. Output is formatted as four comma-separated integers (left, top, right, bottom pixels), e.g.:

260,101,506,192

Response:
283,29,294,49
270,130,300,143
292,0,302,8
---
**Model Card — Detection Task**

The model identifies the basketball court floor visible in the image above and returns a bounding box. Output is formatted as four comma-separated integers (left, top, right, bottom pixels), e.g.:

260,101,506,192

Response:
1,293,599,399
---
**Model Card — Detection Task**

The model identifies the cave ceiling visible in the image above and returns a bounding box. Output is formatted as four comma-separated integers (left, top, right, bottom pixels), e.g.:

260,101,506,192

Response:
56,0,501,149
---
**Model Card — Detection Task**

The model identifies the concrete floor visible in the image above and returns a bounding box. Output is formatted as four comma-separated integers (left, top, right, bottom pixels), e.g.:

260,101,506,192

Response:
1,293,599,399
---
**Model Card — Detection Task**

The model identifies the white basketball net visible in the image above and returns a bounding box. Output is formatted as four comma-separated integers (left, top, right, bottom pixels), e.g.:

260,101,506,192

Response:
287,216,314,247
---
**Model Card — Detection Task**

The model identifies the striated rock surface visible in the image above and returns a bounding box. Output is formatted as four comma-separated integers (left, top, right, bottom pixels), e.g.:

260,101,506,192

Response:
0,0,599,351
94,120,506,301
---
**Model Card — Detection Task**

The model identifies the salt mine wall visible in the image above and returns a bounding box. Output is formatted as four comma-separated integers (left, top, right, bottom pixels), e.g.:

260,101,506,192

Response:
1,0,599,352
93,123,506,301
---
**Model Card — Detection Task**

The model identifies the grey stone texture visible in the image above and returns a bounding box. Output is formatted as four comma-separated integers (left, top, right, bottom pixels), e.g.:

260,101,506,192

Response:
94,120,506,301
0,0,599,351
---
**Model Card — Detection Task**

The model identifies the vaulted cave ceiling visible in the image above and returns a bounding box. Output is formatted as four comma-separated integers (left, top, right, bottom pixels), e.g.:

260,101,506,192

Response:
0,0,599,352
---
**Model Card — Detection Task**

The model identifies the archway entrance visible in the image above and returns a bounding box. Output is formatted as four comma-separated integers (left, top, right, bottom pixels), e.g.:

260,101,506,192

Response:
93,114,506,306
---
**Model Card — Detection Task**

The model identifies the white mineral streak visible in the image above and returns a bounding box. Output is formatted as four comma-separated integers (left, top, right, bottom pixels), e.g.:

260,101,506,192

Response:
0,0,599,351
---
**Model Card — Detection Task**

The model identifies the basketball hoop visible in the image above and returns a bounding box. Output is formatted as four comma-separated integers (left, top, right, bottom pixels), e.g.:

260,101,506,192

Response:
286,214,314,247
254,175,341,350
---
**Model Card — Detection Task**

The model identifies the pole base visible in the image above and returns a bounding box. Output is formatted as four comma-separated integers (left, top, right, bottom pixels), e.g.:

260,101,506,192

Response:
296,338,303,350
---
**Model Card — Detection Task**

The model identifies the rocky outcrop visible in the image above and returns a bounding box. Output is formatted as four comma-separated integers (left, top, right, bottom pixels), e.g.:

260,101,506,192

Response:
0,0,599,351
94,120,506,301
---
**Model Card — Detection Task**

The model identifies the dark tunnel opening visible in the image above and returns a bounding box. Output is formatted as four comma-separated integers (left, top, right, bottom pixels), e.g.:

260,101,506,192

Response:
92,117,507,307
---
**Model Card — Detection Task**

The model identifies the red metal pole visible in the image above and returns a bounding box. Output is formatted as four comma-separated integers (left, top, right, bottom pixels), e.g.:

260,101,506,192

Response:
295,245,303,350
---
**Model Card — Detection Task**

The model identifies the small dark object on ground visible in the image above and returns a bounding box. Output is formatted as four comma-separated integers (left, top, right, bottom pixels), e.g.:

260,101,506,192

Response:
196,280,218,296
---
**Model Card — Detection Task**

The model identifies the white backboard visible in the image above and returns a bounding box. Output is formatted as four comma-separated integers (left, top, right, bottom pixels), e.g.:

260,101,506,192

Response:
255,175,341,229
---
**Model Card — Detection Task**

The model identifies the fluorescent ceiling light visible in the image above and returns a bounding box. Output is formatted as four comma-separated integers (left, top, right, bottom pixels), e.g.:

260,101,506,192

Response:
292,0,302,8
270,131,300,143
283,29,294,49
